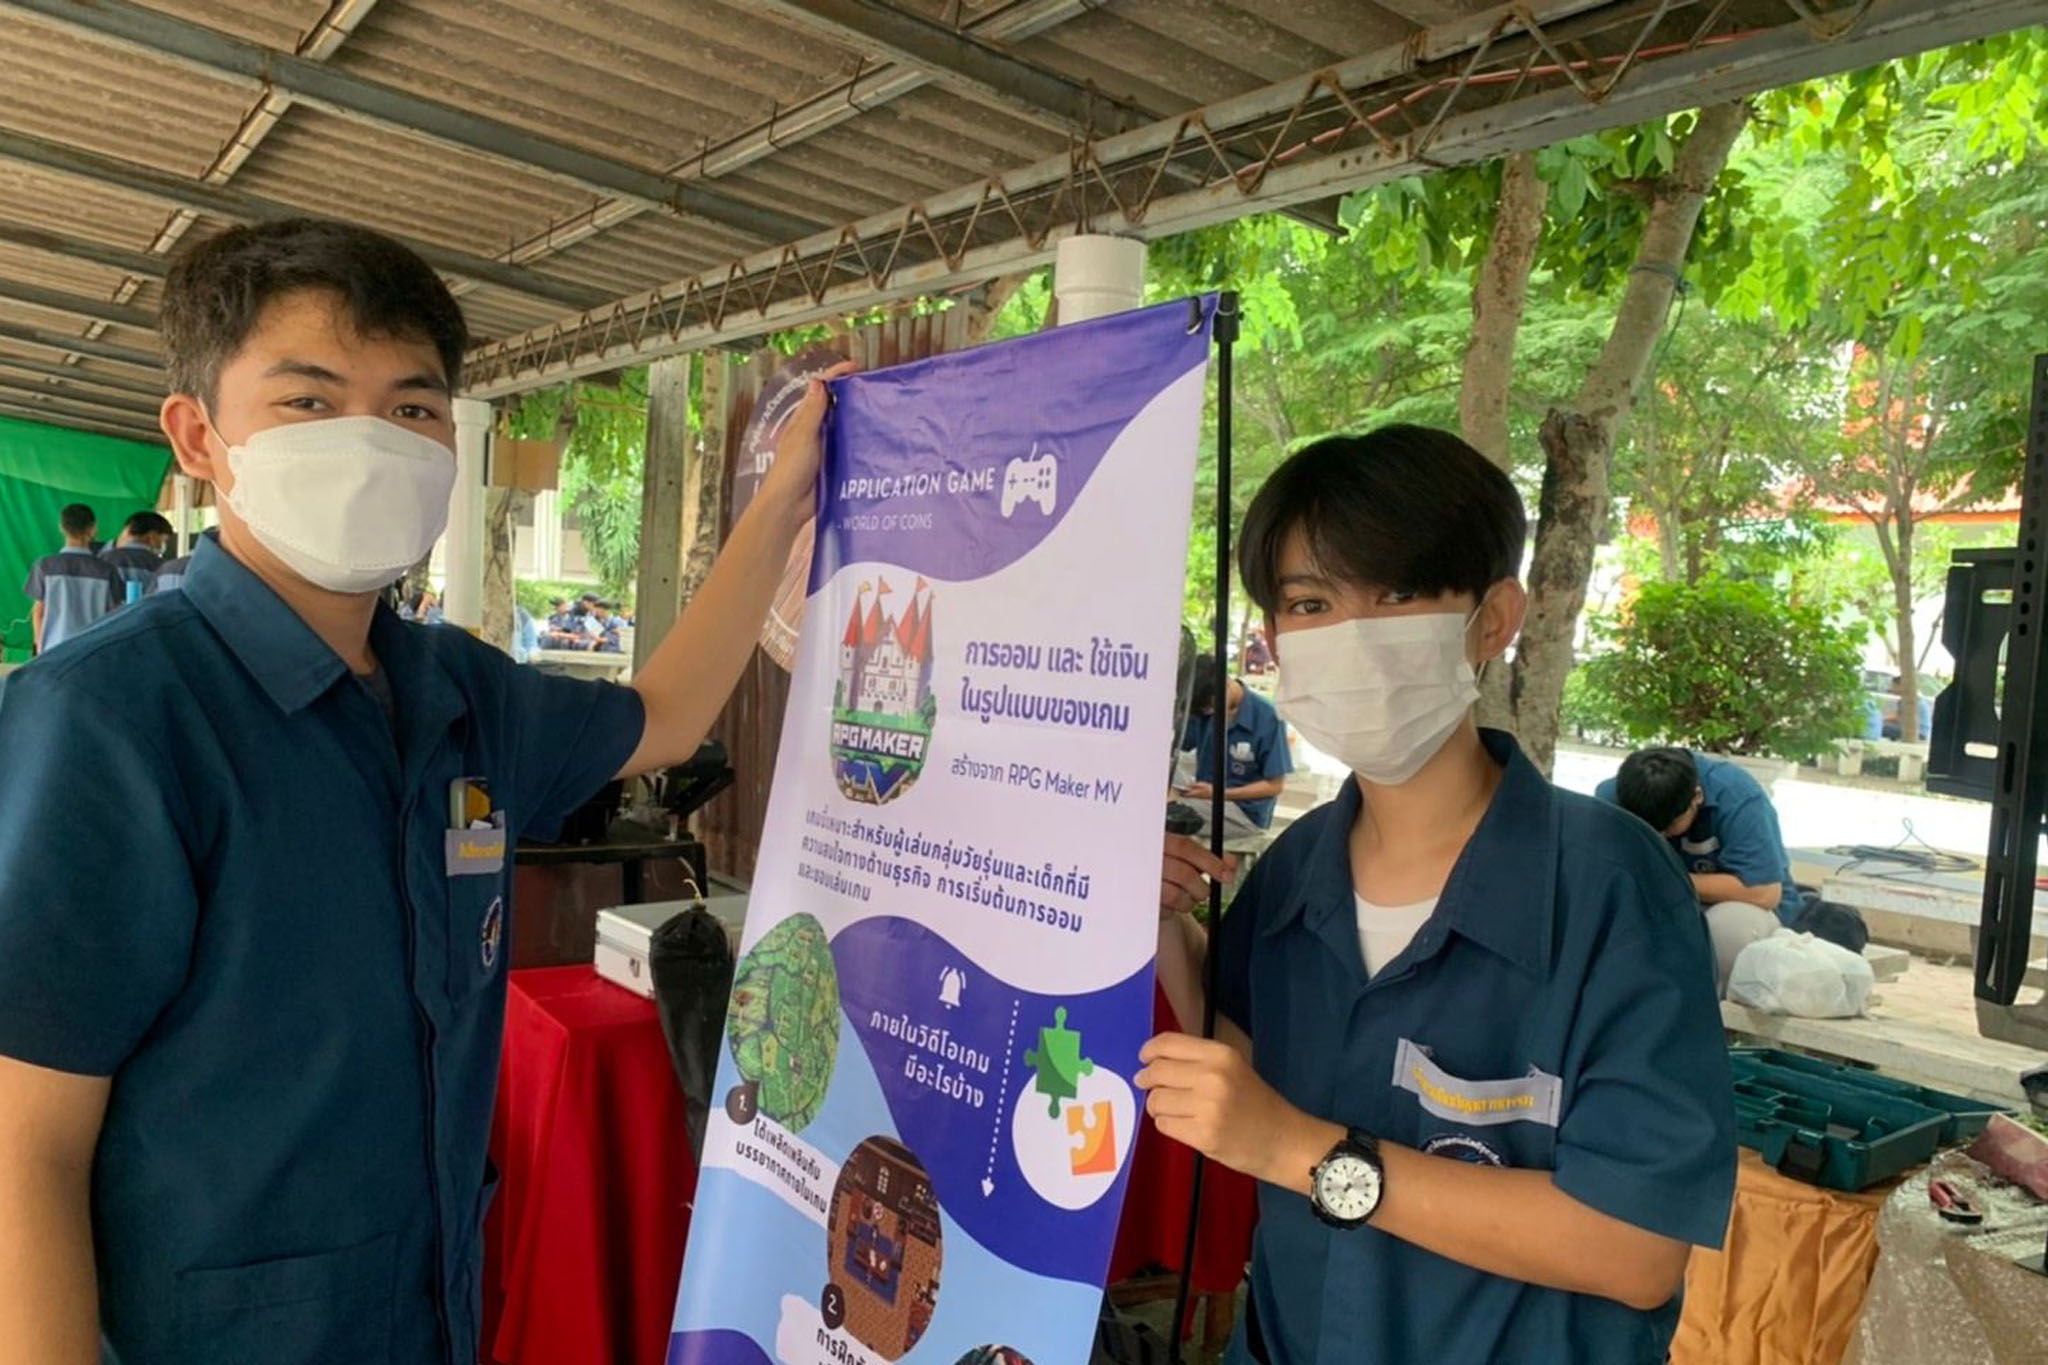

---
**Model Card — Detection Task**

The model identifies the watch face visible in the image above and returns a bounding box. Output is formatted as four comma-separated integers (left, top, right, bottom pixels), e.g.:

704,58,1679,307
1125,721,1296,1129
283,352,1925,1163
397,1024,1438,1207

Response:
1316,1154,1381,1223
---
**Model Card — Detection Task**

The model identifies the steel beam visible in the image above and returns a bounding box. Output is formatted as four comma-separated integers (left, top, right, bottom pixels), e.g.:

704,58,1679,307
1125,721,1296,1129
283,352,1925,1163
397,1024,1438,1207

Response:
0,221,170,278
0,128,612,313
751,0,1142,133
0,376,160,419
0,400,164,442
4,0,821,245
0,354,162,400
494,0,1093,271
461,0,2039,396
0,277,155,331
0,392,163,438
0,318,159,370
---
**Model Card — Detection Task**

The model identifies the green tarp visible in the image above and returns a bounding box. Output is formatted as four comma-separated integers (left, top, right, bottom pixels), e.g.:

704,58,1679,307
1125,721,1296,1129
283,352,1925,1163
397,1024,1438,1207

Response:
0,414,172,662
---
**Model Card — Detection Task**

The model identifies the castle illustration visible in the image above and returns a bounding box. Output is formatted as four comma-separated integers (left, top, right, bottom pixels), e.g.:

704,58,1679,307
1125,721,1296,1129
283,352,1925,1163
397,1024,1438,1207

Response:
838,578,935,719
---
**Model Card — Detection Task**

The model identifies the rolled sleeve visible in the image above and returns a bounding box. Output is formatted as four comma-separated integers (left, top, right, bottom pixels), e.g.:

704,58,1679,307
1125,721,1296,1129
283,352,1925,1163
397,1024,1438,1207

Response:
1553,912,1737,1249
0,673,197,1075
1711,797,1791,895
506,669,647,841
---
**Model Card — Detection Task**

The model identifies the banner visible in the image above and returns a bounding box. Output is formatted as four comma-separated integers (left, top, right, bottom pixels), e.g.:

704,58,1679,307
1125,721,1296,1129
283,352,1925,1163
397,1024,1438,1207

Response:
670,297,1218,1365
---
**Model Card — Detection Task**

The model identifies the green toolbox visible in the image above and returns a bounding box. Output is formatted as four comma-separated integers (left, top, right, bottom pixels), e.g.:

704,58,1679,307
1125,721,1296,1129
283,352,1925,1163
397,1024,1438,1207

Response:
1728,1048,2007,1192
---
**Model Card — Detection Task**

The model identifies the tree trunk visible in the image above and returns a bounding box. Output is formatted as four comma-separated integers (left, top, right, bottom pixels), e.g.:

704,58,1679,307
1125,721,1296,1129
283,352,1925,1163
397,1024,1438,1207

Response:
1894,511,1919,742
633,354,693,669
1460,151,1547,469
1658,510,1682,582
1510,102,1750,774
480,487,521,650
964,273,1029,345
681,351,731,602
1462,151,1549,733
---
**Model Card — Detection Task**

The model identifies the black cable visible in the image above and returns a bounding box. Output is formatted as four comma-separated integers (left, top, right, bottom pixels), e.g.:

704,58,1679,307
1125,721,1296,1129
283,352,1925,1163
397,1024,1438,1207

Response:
1169,291,1237,1363
1824,819,1978,879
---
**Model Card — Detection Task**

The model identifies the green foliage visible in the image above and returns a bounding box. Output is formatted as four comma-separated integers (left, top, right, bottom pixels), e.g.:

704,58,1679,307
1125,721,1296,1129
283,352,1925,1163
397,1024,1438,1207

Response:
1581,578,1867,760
508,368,664,597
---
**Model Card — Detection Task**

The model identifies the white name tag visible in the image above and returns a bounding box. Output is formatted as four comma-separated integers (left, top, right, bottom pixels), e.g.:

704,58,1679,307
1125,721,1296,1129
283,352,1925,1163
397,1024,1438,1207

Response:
1392,1038,1562,1128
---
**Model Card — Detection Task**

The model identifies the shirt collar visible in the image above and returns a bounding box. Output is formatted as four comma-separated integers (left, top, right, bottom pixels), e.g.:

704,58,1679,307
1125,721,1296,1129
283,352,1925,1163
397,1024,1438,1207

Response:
59,545,95,555
180,533,351,714
1260,728,1558,977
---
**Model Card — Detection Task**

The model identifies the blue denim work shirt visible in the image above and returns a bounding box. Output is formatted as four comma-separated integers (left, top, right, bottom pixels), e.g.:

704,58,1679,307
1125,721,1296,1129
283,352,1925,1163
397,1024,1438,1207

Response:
1217,730,1736,1365
0,534,644,1364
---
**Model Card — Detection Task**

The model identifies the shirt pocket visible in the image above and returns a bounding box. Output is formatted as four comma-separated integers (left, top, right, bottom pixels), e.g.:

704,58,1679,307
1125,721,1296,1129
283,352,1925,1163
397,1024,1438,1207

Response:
445,854,510,1005
176,1231,395,1364
1391,1037,1560,1172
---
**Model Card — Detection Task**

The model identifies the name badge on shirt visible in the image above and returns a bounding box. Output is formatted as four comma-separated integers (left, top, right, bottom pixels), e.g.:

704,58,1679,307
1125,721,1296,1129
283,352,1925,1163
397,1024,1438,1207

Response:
446,827,507,877
1392,1038,1563,1128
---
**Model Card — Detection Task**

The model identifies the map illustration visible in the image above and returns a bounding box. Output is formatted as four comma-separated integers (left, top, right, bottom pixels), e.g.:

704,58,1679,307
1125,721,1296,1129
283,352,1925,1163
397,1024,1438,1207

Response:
726,913,841,1131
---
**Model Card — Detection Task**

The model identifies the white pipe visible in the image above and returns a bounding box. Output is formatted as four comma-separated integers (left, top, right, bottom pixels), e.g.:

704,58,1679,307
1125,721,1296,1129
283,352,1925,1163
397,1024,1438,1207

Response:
1053,235,1146,325
444,397,490,628
171,473,192,555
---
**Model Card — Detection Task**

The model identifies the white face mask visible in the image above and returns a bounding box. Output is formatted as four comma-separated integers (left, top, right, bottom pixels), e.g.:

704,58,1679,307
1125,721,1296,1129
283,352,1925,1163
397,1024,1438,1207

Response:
217,416,456,594
1274,606,1482,785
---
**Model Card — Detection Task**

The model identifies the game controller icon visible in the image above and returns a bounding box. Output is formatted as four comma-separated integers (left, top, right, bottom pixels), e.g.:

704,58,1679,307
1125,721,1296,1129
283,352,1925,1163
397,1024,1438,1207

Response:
1000,447,1058,519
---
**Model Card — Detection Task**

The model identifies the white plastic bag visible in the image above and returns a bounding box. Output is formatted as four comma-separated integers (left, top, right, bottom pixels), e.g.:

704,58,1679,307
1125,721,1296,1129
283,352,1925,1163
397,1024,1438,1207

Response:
1728,929,1875,1018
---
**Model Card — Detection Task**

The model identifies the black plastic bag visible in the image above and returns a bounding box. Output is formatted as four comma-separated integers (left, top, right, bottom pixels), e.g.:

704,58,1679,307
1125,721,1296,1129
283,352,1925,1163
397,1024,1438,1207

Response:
647,905,736,1162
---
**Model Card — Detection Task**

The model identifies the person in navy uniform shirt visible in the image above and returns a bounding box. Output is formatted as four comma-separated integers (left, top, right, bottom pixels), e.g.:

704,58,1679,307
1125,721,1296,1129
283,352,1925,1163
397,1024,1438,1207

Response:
0,218,847,1364
1597,746,1804,995
1138,427,1735,1365
1181,653,1293,830
22,503,121,652
99,511,175,601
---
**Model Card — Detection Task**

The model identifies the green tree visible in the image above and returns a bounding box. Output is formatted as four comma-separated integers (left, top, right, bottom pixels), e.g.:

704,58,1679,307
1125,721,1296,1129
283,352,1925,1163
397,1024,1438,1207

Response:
508,369,657,598
1583,577,1866,761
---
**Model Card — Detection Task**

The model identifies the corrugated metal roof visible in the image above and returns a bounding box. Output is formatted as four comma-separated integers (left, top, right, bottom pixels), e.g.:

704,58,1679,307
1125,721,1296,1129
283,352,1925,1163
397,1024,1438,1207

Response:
0,0,2011,435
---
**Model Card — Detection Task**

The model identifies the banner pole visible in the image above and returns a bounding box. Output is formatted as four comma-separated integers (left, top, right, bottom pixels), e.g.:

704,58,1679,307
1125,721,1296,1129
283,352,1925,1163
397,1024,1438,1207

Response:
1169,290,1239,1361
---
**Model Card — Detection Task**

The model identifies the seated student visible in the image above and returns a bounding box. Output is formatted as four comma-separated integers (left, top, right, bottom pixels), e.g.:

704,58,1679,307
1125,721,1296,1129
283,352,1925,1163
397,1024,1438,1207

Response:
1179,653,1292,831
1596,746,1802,995
100,512,175,601
588,600,623,654
23,504,121,653
1139,426,1735,1365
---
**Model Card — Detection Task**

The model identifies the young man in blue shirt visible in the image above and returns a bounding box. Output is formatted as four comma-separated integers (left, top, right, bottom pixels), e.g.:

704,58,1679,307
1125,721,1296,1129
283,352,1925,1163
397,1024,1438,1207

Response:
1598,746,1803,995
22,503,122,653
1138,427,1735,1365
0,218,844,1364
1181,653,1293,830
99,512,174,601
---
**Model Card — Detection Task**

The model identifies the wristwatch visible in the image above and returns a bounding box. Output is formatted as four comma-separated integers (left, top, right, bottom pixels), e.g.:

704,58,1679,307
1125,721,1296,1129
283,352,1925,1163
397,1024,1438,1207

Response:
1309,1129,1384,1229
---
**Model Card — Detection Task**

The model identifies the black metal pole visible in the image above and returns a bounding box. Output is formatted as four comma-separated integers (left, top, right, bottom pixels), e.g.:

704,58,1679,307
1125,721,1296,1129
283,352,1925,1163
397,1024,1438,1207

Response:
1169,291,1238,1360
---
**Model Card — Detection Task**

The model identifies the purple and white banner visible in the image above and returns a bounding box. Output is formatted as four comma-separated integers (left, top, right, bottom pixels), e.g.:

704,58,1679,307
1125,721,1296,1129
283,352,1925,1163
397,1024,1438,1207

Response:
670,297,1217,1365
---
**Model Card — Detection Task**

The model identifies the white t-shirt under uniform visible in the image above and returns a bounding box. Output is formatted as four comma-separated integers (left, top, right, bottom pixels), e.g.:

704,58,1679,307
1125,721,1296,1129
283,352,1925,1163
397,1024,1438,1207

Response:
1356,895,1438,977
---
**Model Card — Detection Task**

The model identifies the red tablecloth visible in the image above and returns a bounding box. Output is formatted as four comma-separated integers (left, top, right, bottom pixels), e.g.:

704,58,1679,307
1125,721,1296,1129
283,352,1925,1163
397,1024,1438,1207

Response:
483,966,698,1365
1108,984,1261,1295
482,971,1252,1365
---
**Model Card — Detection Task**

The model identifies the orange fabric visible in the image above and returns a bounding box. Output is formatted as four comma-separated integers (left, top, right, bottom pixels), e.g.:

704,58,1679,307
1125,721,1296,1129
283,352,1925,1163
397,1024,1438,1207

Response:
1672,1149,1894,1365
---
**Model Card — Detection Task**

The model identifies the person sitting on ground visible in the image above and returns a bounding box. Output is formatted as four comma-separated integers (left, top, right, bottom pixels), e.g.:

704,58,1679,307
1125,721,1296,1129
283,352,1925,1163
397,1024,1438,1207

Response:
23,504,121,654
1596,746,1802,995
588,600,623,654
1179,653,1292,832
100,512,175,602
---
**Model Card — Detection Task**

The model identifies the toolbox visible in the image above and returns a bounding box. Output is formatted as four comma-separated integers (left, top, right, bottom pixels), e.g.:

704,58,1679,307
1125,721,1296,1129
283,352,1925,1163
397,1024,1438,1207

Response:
1728,1049,2006,1191
1732,1048,2005,1146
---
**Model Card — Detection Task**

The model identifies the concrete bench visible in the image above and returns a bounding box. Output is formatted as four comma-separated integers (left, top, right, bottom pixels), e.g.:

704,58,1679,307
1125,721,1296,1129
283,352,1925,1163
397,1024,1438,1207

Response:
1829,738,1929,783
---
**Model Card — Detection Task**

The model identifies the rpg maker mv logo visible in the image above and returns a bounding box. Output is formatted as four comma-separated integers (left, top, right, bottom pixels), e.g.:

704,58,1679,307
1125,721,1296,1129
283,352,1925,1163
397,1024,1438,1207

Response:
832,577,937,805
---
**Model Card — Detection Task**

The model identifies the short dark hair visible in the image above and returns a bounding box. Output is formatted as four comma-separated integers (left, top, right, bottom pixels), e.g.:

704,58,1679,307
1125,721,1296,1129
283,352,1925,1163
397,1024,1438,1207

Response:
60,503,95,536
1189,654,1221,717
1615,747,1700,831
123,511,174,539
1239,425,1526,614
160,218,468,404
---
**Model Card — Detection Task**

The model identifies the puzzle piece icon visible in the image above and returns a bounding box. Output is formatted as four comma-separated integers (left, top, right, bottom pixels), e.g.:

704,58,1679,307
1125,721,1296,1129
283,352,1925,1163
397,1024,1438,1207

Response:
1065,1100,1117,1176
1023,1006,1094,1118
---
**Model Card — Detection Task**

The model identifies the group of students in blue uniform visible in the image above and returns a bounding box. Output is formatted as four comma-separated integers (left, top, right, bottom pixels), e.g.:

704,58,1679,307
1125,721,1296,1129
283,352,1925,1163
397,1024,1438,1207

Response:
19,506,191,654
0,218,1740,1365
